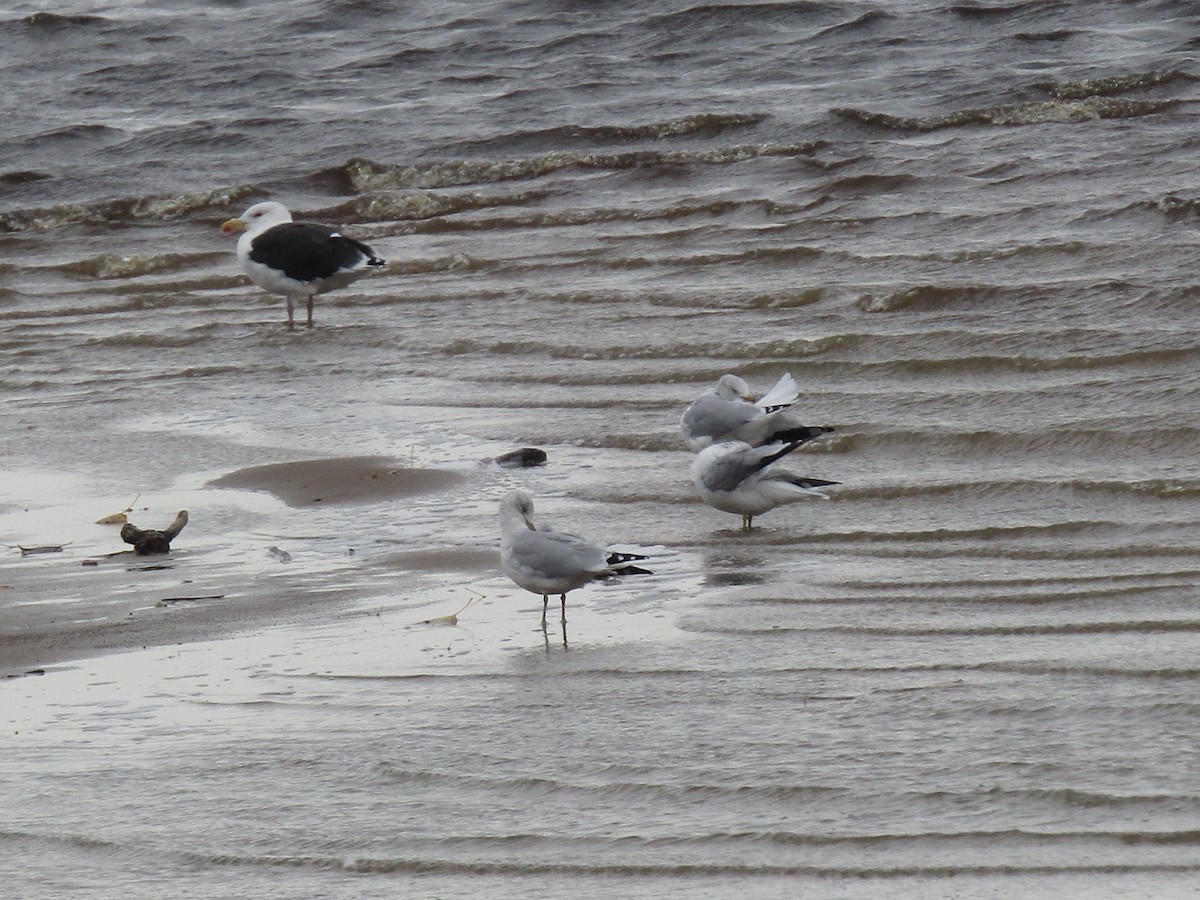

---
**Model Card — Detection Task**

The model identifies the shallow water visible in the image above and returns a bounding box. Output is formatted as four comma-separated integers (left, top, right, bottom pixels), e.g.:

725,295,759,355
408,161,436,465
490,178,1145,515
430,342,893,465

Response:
2,0,1199,895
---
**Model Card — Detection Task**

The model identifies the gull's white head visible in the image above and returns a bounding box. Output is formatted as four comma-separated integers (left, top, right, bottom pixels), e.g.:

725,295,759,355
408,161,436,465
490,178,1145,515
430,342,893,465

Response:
714,373,754,403
500,491,537,530
221,201,293,236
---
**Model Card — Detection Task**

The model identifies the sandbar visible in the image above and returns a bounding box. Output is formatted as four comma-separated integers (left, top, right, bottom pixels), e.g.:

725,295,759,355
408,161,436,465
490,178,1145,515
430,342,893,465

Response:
207,456,465,507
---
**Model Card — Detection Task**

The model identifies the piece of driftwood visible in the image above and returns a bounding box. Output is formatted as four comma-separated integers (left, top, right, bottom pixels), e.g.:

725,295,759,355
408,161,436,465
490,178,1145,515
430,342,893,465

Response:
120,510,188,555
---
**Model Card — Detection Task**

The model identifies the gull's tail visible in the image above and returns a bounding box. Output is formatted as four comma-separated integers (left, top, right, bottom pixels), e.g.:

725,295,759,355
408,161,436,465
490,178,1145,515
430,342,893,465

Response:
755,372,799,410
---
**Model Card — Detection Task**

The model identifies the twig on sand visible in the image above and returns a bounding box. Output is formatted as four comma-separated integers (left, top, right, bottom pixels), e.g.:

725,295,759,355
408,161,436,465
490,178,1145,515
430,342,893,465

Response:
15,542,72,556
156,594,226,607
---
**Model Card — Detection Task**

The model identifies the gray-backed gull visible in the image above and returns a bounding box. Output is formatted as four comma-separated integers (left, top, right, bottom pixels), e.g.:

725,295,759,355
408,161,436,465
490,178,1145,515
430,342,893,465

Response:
681,372,833,451
690,439,839,529
499,491,651,627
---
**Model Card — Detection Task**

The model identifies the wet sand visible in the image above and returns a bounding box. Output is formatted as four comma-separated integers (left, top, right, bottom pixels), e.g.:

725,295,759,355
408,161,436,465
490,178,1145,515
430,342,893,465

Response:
0,456,485,674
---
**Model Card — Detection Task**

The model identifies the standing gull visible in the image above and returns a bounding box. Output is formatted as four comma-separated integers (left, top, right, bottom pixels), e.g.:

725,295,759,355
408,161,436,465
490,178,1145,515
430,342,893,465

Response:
499,491,650,627
681,373,833,451
691,439,840,529
221,201,385,328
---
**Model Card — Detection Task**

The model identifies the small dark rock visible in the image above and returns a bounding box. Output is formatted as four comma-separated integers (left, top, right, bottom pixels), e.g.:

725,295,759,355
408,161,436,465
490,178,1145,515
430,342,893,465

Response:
493,448,548,469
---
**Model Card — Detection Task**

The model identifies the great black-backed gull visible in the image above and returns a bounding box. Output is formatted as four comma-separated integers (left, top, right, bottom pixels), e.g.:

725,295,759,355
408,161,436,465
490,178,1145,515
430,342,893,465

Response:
499,491,651,628
220,201,385,328
690,439,839,529
681,372,833,451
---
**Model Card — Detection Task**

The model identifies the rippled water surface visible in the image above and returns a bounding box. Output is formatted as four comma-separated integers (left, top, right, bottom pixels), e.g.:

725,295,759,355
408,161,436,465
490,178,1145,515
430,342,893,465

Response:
2,0,1199,896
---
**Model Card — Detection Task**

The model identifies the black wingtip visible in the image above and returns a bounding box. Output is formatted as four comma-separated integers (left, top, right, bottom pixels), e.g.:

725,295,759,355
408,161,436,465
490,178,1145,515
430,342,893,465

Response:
367,257,386,267
793,477,840,489
773,424,834,445
616,564,653,576
756,440,805,471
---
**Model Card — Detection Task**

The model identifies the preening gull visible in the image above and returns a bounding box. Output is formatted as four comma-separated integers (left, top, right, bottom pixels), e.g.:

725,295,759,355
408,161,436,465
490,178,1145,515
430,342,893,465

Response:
681,373,833,451
499,491,650,626
691,440,839,529
221,201,385,328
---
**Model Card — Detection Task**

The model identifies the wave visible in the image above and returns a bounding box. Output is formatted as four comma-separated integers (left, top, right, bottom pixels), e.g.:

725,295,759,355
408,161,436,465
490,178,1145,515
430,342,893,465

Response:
336,142,822,192
448,112,772,153
51,251,220,280
757,583,1191,609
318,189,546,225
354,196,751,235
174,850,1198,879
836,477,1200,504
1147,194,1200,220
948,0,1069,20
845,544,1200,562
0,170,51,186
438,333,846,363
1,278,246,321
982,785,1200,809
1041,70,1197,100
77,328,233,351
583,243,825,272
12,12,110,27
768,658,1200,681
366,242,829,279
808,346,1199,376
22,123,126,146
702,620,1200,638
0,186,255,233
823,172,923,196
854,283,1042,311
835,95,1179,132
936,239,1093,263
811,9,892,39
832,427,1200,463
986,662,1200,680
1014,29,1074,43
373,762,842,803
643,2,842,33
660,827,1200,849
769,518,1186,546
10,820,1197,876
834,70,1190,133
835,568,1200,592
